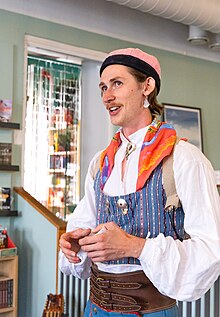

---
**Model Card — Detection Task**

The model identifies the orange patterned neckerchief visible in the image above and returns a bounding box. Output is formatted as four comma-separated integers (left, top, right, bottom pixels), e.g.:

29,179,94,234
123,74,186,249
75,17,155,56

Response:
100,119,176,191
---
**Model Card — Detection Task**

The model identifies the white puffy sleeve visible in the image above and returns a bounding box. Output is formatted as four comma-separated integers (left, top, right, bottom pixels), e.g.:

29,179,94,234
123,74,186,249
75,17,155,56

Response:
58,151,101,279
139,141,220,301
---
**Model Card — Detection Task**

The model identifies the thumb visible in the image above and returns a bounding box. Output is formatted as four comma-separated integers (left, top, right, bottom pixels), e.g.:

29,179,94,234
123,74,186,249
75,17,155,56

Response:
91,224,107,234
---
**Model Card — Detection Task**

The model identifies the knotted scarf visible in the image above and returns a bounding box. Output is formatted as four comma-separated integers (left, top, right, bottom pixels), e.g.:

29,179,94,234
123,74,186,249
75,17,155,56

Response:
100,119,176,191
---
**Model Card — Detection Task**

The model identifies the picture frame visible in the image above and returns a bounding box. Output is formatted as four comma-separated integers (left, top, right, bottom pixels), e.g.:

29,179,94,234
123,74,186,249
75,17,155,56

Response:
163,103,203,151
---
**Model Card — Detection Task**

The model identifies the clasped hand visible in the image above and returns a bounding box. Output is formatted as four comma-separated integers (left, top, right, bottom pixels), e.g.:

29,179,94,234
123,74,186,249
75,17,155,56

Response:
59,222,145,263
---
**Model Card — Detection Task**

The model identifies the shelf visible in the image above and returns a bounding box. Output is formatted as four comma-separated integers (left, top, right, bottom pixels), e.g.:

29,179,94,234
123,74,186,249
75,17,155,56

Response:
0,165,19,171
49,150,76,155
0,210,18,217
49,185,66,189
0,307,15,313
0,255,18,316
0,122,20,130
48,169,73,174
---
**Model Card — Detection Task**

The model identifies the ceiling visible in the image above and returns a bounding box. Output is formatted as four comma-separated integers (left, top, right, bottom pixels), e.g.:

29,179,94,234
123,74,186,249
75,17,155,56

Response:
1,0,220,62
106,0,220,34
106,0,220,50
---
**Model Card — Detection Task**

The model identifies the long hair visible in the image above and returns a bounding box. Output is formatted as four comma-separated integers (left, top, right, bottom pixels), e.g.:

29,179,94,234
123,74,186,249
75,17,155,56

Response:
127,67,164,116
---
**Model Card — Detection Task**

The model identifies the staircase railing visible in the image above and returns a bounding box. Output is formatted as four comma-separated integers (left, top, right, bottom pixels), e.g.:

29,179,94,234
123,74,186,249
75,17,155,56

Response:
14,187,66,292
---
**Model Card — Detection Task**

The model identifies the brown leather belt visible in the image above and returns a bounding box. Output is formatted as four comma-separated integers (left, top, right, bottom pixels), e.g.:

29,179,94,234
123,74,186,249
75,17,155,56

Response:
90,264,176,314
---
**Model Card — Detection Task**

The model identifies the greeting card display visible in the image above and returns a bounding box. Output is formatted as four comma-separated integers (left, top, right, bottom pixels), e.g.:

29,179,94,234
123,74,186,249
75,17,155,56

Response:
0,188,11,211
0,99,12,122
0,143,12,165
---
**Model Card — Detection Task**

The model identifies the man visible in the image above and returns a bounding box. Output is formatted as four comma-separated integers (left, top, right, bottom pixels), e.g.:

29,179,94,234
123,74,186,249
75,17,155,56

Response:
59,48,220,317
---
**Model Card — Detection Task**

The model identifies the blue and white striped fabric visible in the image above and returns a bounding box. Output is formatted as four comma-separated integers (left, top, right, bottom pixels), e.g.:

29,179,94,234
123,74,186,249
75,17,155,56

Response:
94,162,185,266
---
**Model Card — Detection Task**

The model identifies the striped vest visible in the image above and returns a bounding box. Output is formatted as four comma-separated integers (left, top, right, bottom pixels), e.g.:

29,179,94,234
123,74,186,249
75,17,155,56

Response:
94,162,185,265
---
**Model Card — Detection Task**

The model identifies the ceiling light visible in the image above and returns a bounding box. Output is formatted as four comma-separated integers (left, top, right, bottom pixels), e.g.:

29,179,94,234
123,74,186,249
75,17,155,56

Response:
209,33,220,51
187,25,209,45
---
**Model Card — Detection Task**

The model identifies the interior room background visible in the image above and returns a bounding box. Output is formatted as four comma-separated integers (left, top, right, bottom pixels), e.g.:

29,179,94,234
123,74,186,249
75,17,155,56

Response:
0,0,220,316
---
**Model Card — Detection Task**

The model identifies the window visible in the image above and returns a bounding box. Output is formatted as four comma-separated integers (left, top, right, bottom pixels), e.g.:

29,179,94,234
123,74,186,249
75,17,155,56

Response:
23,35,107,220
24,54,81,220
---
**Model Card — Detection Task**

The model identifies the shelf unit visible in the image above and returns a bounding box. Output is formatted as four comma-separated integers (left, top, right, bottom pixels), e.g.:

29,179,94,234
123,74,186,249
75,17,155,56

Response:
47,126,79,218
0,121,20,214
0,255,18,317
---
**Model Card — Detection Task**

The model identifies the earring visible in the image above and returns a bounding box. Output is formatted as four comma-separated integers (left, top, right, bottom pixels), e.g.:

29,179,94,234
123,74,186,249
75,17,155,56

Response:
143,98,149,108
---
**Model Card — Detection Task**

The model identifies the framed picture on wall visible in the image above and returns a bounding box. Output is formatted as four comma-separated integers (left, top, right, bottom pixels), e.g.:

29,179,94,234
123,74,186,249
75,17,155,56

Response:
163,103,203,151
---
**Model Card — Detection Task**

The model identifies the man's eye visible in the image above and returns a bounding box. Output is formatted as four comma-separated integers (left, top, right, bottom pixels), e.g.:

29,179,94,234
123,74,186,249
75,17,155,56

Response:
114,80,122,87
102,86,107,92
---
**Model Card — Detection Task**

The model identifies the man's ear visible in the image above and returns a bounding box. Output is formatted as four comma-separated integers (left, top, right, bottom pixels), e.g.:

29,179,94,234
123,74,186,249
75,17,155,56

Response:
143,77,156,96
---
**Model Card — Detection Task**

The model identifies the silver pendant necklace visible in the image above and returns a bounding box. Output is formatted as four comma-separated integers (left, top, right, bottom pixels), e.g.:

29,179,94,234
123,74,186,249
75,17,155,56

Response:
125,142,136,160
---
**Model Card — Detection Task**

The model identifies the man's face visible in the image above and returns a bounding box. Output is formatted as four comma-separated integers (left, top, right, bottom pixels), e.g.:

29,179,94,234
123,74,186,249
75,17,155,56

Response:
99,65,150,136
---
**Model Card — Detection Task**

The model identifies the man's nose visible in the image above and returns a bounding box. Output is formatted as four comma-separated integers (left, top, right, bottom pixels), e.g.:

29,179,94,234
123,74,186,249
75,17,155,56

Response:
102,88,115,104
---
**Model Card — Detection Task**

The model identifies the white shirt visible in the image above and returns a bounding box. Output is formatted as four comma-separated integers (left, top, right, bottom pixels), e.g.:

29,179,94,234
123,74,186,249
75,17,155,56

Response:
59,126,220,301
